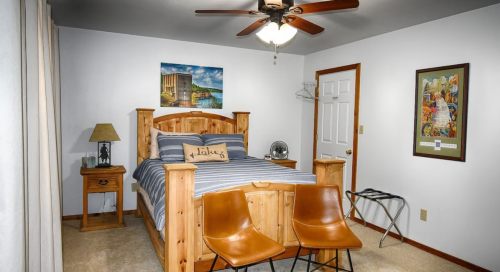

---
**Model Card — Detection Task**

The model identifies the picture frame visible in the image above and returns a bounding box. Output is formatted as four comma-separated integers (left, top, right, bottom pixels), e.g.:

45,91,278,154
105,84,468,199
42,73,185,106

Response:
413,63,469,161
160,62,223,109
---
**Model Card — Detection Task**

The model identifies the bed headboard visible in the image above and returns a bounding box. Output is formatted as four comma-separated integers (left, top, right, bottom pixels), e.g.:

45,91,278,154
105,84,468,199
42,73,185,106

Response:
136,109,250,165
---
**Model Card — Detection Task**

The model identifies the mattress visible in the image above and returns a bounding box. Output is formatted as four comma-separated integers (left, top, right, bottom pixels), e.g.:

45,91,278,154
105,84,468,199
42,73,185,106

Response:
133,157,316,231
138,186,166,240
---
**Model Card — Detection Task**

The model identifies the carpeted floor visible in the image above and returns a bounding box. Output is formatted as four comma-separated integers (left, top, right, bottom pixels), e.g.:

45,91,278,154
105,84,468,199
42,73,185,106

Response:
62,215,470,272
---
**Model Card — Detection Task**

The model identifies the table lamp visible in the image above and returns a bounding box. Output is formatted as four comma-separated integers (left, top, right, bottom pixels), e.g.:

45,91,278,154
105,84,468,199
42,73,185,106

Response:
89,123,121,168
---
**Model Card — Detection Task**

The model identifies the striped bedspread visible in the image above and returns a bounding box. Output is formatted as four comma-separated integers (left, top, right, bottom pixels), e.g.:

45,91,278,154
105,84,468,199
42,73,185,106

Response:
133,157,316,230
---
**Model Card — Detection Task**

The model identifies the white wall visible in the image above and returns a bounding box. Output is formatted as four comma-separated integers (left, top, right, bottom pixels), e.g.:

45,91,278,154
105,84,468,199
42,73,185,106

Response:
301,4,500,270
60,27,304,217
0,0,24,270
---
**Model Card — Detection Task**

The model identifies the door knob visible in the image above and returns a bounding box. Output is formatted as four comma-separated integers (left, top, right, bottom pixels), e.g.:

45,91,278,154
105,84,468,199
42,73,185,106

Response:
346,150,352,155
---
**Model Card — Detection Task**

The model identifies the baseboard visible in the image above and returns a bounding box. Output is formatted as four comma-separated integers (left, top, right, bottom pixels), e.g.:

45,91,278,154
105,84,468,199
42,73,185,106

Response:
350,217,491,272
62,210,137,221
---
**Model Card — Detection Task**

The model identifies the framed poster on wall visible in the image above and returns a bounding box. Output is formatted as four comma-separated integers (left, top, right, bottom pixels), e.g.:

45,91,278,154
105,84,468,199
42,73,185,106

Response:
413,63,469,161
160,62,223,109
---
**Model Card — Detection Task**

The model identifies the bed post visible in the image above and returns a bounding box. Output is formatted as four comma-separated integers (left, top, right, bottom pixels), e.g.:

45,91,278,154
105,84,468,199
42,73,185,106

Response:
164,163,197,272
314,159,346,270
136,108,155,218
314,159,345,188
136,108,155,165
232,112,250,154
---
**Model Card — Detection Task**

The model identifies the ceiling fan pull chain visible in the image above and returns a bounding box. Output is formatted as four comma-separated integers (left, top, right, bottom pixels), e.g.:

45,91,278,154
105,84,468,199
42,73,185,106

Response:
274,44,279,64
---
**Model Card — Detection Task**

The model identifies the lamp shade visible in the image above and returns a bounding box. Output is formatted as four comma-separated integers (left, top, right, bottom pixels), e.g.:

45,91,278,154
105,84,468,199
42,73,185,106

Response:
89,124,121,142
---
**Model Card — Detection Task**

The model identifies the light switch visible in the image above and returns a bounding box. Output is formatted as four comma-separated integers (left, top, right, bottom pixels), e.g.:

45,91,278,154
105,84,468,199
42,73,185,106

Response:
359,125,364,134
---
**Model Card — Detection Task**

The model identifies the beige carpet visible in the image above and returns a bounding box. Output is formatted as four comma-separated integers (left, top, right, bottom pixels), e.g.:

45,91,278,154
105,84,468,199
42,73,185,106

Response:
63,215,471,272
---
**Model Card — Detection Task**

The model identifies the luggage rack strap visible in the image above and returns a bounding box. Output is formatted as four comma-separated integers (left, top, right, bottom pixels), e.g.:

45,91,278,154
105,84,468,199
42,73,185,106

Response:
345,189,406,248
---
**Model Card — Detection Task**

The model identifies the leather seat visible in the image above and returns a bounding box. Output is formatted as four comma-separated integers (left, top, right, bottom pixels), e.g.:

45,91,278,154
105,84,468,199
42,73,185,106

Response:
291,184,362,272
202,189,285,271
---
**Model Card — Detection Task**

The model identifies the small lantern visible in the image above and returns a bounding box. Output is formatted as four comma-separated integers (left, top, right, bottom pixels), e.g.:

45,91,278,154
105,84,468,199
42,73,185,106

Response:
89,123,121,168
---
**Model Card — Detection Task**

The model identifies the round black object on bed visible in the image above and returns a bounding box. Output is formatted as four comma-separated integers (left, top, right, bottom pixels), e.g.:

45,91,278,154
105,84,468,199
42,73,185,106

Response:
270,141,288,160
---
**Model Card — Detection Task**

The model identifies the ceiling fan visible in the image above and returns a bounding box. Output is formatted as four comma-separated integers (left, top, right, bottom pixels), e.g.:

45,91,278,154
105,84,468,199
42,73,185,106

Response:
195,0,359,39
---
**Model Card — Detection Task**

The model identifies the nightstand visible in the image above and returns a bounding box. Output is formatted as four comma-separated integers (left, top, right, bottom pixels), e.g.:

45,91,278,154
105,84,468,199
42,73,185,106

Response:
80,165,126,232
268,159,297,169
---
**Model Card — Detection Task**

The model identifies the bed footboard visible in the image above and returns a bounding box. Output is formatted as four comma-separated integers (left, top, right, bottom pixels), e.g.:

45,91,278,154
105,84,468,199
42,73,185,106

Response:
173,159,344,272
142,159,345,272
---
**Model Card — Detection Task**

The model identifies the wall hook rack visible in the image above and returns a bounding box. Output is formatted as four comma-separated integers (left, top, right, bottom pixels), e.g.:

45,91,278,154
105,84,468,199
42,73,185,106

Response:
295,82,318,100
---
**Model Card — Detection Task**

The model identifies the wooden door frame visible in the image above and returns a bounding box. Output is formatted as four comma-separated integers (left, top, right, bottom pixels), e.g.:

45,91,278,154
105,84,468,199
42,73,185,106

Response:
313,63,361,217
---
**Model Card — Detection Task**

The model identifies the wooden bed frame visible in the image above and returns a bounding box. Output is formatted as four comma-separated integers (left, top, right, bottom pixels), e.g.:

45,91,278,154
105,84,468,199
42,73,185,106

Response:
135,108,346,272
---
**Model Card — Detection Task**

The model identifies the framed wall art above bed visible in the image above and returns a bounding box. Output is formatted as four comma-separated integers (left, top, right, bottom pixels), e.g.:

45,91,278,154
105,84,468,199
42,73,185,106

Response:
413,63,469,162
160,63,223,109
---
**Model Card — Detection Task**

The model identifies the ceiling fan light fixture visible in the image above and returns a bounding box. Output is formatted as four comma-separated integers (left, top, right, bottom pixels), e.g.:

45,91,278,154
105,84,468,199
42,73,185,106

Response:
257,22,279,44
256,28,271,43
274,23,297,45
257,22,297,45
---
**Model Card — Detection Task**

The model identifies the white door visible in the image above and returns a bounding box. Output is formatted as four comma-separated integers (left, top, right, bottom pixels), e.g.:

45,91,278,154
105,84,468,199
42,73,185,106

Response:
316,69,356,210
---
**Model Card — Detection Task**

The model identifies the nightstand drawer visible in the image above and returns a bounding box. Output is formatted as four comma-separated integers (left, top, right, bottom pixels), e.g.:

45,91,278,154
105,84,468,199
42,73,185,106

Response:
88,176,119,189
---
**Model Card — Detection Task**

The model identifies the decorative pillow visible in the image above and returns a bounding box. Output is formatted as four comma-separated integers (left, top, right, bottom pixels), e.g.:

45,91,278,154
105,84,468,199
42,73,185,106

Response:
183,143,229,163
149,127,195,159
157,134,203,161
202,134,247,160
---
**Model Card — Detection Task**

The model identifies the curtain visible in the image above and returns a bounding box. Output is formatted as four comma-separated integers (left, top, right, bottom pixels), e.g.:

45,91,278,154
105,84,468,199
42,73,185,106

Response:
25,0,64,270
0,0,63,271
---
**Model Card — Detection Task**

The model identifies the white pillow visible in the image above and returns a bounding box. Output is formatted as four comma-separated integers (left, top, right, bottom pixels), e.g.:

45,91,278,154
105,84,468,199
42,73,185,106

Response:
149,127,196,159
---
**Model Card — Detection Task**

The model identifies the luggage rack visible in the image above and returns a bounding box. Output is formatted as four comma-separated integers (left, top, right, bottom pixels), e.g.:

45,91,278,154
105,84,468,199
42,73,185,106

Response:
344,188,406,248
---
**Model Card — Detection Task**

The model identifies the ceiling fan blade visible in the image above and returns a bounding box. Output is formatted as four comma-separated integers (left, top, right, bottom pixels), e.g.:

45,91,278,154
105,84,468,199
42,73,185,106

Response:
290,0,359,14
284,16,324,35
264,0,283,9
195,10,260,15
237,18,269,36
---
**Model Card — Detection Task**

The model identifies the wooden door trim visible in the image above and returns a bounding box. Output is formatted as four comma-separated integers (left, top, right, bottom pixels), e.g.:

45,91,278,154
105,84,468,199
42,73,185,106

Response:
313,63,361,218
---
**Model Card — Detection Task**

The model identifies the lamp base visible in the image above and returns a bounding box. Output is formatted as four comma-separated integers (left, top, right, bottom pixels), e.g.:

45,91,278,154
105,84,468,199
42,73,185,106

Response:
96,141,113,168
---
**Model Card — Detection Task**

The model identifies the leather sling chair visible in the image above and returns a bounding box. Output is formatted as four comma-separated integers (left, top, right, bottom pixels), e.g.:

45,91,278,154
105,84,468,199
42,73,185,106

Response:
202,189,285,272
291,184,362,272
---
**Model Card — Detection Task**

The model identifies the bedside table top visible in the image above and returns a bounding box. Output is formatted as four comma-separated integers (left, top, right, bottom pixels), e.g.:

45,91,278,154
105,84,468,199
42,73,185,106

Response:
80,165,126,175
269,159,296,163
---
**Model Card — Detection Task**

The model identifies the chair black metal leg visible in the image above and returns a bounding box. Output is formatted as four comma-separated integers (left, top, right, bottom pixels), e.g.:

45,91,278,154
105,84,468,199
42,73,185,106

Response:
235,268,238,272
336,249,339,272
306,248,313,272
244,265,248,272
347,249,354,272
210,254,218,272
292,247,355,272
269,258,275,272
290,245,301,272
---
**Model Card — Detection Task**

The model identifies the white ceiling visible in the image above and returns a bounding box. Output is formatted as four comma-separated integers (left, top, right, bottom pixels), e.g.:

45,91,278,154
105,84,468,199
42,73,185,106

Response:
48,0,500,55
